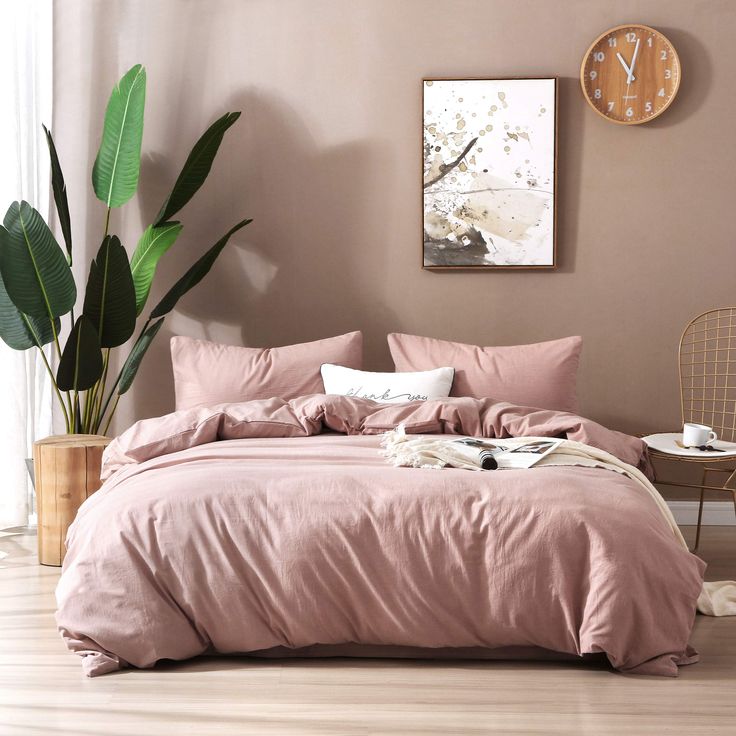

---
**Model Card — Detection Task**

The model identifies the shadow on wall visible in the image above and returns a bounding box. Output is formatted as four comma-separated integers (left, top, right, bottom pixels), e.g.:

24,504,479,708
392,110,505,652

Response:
554,77,584,275
129,90,399,424
646,27,712,129
62,3,221,431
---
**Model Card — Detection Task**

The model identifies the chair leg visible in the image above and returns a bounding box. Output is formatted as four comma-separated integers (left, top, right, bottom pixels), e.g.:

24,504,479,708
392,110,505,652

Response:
693,467,708,552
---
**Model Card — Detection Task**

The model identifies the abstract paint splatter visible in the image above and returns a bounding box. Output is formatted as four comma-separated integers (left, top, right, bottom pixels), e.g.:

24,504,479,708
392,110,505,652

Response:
423,79,556,268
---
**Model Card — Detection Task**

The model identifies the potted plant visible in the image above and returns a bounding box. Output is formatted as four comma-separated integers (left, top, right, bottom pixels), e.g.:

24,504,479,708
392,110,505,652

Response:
0,64,251,564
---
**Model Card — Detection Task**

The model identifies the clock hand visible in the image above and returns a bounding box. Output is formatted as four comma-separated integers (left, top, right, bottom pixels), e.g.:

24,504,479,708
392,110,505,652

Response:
627,38,641,83
616,52,634,80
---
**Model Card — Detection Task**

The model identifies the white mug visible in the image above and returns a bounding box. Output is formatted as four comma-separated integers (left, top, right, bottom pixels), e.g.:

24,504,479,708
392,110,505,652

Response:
683,422,718,448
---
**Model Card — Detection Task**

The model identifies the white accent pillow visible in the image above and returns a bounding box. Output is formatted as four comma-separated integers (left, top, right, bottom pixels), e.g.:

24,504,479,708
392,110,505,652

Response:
320,364,454,404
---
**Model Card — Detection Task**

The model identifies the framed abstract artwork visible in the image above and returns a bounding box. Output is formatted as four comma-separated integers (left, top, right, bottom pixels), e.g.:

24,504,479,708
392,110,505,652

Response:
422,78,557,269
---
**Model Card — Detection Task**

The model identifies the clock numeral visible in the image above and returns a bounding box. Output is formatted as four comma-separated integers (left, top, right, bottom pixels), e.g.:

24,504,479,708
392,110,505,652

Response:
645,101,653,113
593,51,605,62
607,101,615,112
608,37,617,47
658,87,666,97
660,49,668,60
626,107,634,118
589,70,597,80
626,32,637,42
647,37,653,47
594,88,602,99
664,69,672,79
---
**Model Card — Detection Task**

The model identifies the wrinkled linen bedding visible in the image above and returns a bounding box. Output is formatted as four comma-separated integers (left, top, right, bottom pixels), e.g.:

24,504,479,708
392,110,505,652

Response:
382,428,736,618
57,395,705,677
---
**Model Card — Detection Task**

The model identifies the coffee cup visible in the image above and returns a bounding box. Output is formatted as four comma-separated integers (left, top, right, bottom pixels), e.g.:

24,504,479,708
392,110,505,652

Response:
683,422,717,448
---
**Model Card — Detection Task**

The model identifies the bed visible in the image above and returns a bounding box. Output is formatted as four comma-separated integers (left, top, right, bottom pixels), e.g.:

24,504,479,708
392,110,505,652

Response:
55,394,705,677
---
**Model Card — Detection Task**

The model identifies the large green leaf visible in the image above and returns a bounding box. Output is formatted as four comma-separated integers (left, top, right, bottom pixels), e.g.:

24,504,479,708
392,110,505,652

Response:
150,218,251,319
153,111,241,226
129,222,182,315
56,315,103,391
92,64,146,208
118,317,164,394
0,267,59,350
82,235,137,347
42,125,72,265
0,203,76,319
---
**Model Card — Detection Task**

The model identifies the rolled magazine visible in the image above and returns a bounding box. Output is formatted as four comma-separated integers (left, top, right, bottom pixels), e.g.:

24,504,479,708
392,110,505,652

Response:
450,438,563,470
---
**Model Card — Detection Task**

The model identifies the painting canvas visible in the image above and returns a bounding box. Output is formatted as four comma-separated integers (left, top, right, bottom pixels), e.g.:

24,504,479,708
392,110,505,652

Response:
423,78,557,269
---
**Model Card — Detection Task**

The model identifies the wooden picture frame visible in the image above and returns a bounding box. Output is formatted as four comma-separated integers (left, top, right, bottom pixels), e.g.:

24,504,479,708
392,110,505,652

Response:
422,77,558,270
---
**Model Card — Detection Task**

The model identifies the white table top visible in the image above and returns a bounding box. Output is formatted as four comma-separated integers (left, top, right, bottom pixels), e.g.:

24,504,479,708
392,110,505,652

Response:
642,432,736,458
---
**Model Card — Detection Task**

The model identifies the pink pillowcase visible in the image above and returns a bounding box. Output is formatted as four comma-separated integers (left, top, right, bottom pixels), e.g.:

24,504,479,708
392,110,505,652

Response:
387,333,582,413
171,332,363,410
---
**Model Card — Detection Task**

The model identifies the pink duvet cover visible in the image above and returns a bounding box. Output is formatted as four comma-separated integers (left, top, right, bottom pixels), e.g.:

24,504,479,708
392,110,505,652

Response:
56,395,704,677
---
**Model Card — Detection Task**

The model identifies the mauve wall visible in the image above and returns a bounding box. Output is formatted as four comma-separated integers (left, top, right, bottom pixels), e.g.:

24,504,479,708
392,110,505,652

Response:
52,0,735,499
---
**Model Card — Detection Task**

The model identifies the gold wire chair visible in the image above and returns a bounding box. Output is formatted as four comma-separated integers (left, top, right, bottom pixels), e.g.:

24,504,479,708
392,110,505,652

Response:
649,308,736,550
679,306,736,445
675,308,736,549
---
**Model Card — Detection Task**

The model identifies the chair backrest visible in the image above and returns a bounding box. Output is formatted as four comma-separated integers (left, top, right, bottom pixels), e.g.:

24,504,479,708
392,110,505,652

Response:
679,307,736,443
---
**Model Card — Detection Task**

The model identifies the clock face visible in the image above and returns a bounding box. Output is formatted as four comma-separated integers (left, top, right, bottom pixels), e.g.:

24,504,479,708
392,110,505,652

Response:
580,24,681,124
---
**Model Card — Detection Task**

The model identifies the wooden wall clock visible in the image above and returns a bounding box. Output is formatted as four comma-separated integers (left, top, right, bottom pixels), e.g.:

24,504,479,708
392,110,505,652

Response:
580,24,681,124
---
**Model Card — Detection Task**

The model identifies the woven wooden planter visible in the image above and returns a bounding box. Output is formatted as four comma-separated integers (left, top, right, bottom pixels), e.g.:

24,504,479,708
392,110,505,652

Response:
32,434,110,566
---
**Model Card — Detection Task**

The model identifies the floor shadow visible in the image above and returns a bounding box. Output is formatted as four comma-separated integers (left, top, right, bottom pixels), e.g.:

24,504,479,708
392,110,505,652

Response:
143,651,611,676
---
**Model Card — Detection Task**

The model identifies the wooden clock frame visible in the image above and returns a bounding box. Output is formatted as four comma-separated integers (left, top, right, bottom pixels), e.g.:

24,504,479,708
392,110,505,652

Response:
580,24,681,125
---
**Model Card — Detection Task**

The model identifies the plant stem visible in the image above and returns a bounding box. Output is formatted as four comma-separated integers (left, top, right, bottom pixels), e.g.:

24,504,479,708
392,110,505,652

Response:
85,206,113,434
36,345,71,432
64,390,74,427
81,388,92,433
48,311,75,428
96,317,151,432
85,375,101,431
92,348,111,432
47,317,74,426
49,313,63,361
86,388,97,432
101,394,120,436
96,376,121,434
25,318,71,431
96,360,123,433
71,390,79,433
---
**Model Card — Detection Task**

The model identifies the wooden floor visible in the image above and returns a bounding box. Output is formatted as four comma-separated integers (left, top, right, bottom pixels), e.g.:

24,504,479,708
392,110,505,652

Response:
0,527,734,736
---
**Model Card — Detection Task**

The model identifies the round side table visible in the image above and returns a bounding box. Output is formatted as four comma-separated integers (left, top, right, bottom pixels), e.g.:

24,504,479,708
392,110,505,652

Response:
643,432,736,551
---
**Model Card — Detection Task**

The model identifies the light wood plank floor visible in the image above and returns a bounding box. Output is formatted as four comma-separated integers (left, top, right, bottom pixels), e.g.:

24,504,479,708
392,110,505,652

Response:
0,526,734,736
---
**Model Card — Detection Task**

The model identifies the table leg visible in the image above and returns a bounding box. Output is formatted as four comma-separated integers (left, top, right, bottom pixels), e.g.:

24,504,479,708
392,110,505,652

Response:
693,466,708,552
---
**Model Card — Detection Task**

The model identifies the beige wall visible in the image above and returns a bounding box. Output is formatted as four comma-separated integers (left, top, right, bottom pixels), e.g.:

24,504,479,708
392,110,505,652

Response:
53,0,736,499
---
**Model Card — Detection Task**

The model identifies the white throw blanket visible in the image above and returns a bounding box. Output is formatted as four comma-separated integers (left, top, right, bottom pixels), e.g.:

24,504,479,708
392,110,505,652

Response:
382,427,736,617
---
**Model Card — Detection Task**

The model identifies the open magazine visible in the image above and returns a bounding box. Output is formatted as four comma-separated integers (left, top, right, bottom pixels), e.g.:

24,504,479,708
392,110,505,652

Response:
450,438,564,470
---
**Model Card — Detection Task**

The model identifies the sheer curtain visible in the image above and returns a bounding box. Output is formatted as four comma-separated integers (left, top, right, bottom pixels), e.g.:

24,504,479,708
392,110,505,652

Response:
0,0,54,529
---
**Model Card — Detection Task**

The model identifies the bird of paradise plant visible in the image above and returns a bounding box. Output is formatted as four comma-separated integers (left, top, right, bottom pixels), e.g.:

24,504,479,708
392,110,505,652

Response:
0,64,251,435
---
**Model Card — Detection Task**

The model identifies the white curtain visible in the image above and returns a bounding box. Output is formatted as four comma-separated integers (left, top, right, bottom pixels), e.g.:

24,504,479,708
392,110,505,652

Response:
0,0,54,529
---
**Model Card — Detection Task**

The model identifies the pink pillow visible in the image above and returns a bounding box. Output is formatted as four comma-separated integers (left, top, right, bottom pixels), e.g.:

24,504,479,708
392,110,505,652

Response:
171,332,363,410
387,333,582,413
